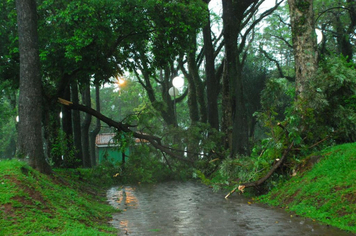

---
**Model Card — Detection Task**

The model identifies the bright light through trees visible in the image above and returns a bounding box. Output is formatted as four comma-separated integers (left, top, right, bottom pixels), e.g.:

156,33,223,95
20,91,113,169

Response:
172,76,184,88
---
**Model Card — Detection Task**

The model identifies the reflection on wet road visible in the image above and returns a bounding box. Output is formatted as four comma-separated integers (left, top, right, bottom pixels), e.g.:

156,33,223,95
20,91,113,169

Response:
106,181,354,236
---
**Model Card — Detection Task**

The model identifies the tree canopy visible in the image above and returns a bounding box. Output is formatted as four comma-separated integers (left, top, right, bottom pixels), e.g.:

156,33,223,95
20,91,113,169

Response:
1,0,355,189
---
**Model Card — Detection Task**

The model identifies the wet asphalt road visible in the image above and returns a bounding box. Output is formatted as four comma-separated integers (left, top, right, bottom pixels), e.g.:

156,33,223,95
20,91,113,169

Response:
107,181,355,236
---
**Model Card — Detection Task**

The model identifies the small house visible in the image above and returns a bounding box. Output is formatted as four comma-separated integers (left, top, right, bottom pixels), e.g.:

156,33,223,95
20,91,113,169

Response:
95,133,129,164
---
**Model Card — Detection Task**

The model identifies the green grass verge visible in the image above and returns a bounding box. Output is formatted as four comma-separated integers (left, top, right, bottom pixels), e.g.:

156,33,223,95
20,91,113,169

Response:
258,142,356,233
0,160,118,235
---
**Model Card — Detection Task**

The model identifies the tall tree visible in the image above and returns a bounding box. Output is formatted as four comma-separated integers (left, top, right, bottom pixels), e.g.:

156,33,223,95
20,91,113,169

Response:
222,0,251,157
221,0,283,157
15,0,51,174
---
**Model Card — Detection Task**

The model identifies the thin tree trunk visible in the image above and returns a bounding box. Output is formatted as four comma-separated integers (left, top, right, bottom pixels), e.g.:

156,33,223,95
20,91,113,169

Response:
334,12,354,61
71,80,82,167
62,83,72,136
90,84,101,166
186,34,200,124
61,83,73,166
16,0,51,174
196,77,207,124
43,101,61,167
81,81,92,168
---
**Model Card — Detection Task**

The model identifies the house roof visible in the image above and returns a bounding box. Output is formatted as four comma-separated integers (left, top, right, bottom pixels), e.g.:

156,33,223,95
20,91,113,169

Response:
95,133,117,147
95,132,150,147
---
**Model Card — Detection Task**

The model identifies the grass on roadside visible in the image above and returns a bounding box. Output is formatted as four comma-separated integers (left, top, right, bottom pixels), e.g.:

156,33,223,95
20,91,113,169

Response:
258,142,356,233
0,159,118,236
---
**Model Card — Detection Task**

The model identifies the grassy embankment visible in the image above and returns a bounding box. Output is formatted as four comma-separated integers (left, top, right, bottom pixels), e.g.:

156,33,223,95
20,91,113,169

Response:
0,160,119,235
258,142,356,233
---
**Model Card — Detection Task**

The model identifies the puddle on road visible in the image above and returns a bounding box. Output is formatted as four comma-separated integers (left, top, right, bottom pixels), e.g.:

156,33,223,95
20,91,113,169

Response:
107,186,139,210
107,181,355,236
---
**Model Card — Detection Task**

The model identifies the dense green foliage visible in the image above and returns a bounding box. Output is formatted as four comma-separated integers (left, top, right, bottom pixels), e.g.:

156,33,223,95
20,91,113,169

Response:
258,142,356,233
0,160,118,235
197,56,356,194
304,56,356,143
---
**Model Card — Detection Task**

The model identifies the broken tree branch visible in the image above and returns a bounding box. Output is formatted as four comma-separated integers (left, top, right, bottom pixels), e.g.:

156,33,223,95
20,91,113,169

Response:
225,142,294,198
58,98,194,164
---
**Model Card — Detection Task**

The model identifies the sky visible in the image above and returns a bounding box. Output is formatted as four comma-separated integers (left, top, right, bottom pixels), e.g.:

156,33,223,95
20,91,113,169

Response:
208,0,283,34
208,1,323,44
209,0,279,14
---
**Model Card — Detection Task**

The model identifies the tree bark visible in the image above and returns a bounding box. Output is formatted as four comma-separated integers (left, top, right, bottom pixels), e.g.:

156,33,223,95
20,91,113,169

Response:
71,80,83,167
333,5,354,62
61,82,73,166
81,81,92,168
288,0,318,98
16,0,51,174
42,101,61,167
180,50,207,125
221,58,233,151
203,0,220,131
222,0,253,156
89,84,101,166
186,34,200,124
62,83,72,138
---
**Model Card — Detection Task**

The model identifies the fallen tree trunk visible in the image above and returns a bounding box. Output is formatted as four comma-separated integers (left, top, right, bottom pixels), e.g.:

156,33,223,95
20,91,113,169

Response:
58,98,194,164
225,142,294,198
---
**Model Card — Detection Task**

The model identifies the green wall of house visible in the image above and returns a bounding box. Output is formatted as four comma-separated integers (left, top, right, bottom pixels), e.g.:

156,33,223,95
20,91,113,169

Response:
98,147,130,164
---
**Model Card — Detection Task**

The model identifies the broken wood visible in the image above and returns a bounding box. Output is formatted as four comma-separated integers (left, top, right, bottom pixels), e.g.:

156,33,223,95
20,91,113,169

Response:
58,98,194,164
225,142,294,198
58,97,73,106
224,185,245,199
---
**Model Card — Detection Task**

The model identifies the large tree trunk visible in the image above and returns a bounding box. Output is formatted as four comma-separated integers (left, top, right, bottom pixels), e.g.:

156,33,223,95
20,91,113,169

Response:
288,0,318,98
89,84,101,166
162,67,178,127
71,80,82,167
203,0,219,131
81,81,92,168
221,58,233,151
222,0,252,157
16,0,51,174
231,64,250,156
